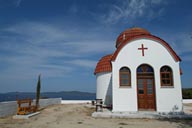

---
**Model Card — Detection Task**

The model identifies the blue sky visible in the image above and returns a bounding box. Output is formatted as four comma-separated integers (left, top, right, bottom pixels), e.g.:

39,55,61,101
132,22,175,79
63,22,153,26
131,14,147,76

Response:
0,0,191,93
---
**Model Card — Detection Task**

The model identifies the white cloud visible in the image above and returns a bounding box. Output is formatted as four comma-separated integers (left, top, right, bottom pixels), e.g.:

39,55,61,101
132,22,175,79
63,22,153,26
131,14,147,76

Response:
65,59,97,68
0,0,22,8
160,32,192,62
0,21,114,80
3,22,69,44
101,0,166,24
166,33,192,54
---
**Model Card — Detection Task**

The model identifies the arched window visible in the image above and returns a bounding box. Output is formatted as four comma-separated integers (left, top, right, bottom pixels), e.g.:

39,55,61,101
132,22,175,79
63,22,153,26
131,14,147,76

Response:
160,66,173,87
119,67,131,87
137,64,154,78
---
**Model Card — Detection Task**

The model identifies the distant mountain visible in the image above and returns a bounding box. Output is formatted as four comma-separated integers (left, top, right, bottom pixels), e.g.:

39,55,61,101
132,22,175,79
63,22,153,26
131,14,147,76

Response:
0,91,96,102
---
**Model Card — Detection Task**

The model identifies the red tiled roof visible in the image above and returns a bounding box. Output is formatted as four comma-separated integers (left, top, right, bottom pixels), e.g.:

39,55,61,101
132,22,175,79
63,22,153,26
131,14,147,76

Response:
116,27,150,48
94,54,113,74
94,27,181,75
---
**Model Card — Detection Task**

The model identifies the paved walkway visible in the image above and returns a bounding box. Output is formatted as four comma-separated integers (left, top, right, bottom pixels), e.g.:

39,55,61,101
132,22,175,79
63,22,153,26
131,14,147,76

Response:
92,104,192,119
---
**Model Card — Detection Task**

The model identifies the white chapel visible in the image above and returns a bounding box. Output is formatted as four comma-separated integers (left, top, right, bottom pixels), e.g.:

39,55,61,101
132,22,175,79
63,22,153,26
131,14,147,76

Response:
94,27,183,113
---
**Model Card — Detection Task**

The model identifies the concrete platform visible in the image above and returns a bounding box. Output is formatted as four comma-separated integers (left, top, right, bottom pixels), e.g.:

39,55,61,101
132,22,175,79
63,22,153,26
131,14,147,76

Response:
92,110,192,119
12,112,40,119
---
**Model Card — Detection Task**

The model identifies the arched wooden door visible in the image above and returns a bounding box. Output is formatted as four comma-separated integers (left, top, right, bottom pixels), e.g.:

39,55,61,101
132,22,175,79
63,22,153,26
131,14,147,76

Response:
137,64,156,110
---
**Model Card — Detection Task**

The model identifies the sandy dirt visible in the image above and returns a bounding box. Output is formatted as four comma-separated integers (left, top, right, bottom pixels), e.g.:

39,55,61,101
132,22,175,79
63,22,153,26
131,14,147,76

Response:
0,103,192,128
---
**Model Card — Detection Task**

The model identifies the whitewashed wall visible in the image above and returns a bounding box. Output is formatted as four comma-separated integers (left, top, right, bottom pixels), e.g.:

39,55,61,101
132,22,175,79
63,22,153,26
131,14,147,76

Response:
112,39,183,112
96,72,112,106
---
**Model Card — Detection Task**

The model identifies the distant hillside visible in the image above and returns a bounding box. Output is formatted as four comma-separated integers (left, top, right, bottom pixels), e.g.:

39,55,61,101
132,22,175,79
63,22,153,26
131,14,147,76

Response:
182,88,192,99
0,91,96,102
1,88,190,102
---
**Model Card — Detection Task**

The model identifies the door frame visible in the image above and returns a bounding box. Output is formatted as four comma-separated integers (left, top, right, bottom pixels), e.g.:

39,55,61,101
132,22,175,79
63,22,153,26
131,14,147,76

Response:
136,64,156,111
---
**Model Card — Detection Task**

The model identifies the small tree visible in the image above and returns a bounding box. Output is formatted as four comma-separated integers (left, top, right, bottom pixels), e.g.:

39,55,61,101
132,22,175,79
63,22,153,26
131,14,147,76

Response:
36,74,41,109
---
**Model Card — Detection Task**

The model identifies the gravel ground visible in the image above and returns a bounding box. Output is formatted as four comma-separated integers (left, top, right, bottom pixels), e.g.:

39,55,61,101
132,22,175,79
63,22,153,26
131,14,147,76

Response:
0,103,191,128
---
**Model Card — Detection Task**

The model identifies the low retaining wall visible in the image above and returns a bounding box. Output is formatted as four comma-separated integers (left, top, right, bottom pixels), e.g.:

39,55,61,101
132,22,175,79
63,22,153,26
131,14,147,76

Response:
61,100,92,104
0,101,17,117
39,98,62,108
0,98,62,117
183,99,192,104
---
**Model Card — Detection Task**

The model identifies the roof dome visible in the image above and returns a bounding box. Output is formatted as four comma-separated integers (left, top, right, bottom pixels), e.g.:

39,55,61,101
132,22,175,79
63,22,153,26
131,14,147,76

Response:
94,54,112,74
116,27,151,48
